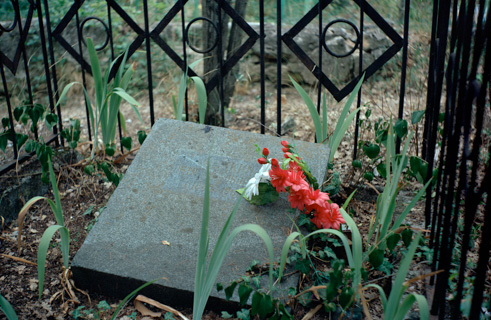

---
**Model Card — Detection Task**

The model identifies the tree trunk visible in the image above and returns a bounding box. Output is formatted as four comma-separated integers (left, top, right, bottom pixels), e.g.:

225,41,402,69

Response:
202,0,248,126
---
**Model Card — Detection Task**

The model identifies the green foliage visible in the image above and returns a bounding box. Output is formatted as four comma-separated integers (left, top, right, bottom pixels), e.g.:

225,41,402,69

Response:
60,118,81,150
237,183,280,205
364,233,429,320
56,38,142,157
291,74,365,166
17,156,70,299
193,160,275,320
175,60,208,124
0,293,18,320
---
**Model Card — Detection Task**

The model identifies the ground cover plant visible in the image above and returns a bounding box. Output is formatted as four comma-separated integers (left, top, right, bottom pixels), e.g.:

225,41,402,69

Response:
1,0,489,319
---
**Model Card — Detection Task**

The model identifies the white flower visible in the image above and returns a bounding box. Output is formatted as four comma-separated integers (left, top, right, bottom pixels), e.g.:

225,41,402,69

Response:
244,172,261,200
244,162,272,200
258,163,272,182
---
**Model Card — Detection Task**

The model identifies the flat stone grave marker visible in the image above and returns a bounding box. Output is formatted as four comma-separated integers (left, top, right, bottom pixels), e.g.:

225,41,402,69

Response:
72,118,330,311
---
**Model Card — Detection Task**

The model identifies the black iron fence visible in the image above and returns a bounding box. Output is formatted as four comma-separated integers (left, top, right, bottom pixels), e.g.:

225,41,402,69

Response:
423,0,491,318
1,0,410,174
1,0,490,318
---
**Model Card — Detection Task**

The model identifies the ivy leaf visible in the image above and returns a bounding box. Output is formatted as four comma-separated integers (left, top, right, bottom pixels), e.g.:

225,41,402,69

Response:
251,292,274,320
2,117,10,129
294,258,311,274
121,136,132,151
224,282,237,301
84,165,94,176
352,159,362,168
238,283,253,306
362,143,380,159
237,309,250,320
0,132,8,152
387,233,401,251
363,171,374,182
376,162,387,179
13,106,24,122
339,287,354,309
137,130,147,145
221,311,233,319
15,133,28,149
401,228,413,247
45,113,58,130
369,249,384,268
394,119,408,139
105,144,116,157
411,110,425,124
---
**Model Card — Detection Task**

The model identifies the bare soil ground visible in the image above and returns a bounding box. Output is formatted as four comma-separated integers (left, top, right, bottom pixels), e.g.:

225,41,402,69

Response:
0,74,439,320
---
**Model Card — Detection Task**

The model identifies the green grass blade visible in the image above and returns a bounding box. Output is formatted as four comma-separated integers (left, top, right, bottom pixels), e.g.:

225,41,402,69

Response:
290,77,322,142
194,160,212,319
87,38,103,110
47,157,63,226
278,231,302,280
322,93,327,143
304,229,354,267
339,208,363,297
330,74,365,146
190,76,208,124
394,293,429,320
392,178,432,231
55,82,80,109
329,107,361,163
176,72,187,121
343,189,357,209
110,277,163,320
362,284,387,310
385,232,421,318
0,294,18,320
37,225,68,299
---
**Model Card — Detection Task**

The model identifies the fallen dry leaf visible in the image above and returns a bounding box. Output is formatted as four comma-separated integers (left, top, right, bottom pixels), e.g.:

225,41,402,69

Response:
134,295,189,320
161,240,171,246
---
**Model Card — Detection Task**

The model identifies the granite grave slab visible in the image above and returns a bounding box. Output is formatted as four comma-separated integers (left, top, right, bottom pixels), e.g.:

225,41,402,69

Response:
72,118,330,311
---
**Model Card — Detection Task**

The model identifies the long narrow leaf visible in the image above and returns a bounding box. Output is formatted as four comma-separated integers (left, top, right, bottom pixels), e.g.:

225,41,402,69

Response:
110,278,163,320
340,208,363,296
362,284,387,310
17,196,46,253
304,229,354,267
291,77,322,142
332,74,365,141
190,76,208,124
47,157,63,226
329,107,361,163
0,294,18,320
277,231,302,280
194,160,212,317
55,82,80,108
87,38,103,109
176,73,187,121
37,225,69,299
392,178,432,231
385,232,421,317
322,93,327,143
394,293,429,320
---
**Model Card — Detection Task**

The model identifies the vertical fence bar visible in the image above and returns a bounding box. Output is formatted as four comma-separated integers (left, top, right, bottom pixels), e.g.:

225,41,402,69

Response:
106,2,124,153
35,0,59,146
316,0,322,126
396,0,410,153
218,0,225,127
75,1,92,143
15,0,37,141
42,0,63,145
143,0,155,126
276,0,282,136
260,0,265,134
179,0,189,122
0,62,18,159
352,0,364,160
